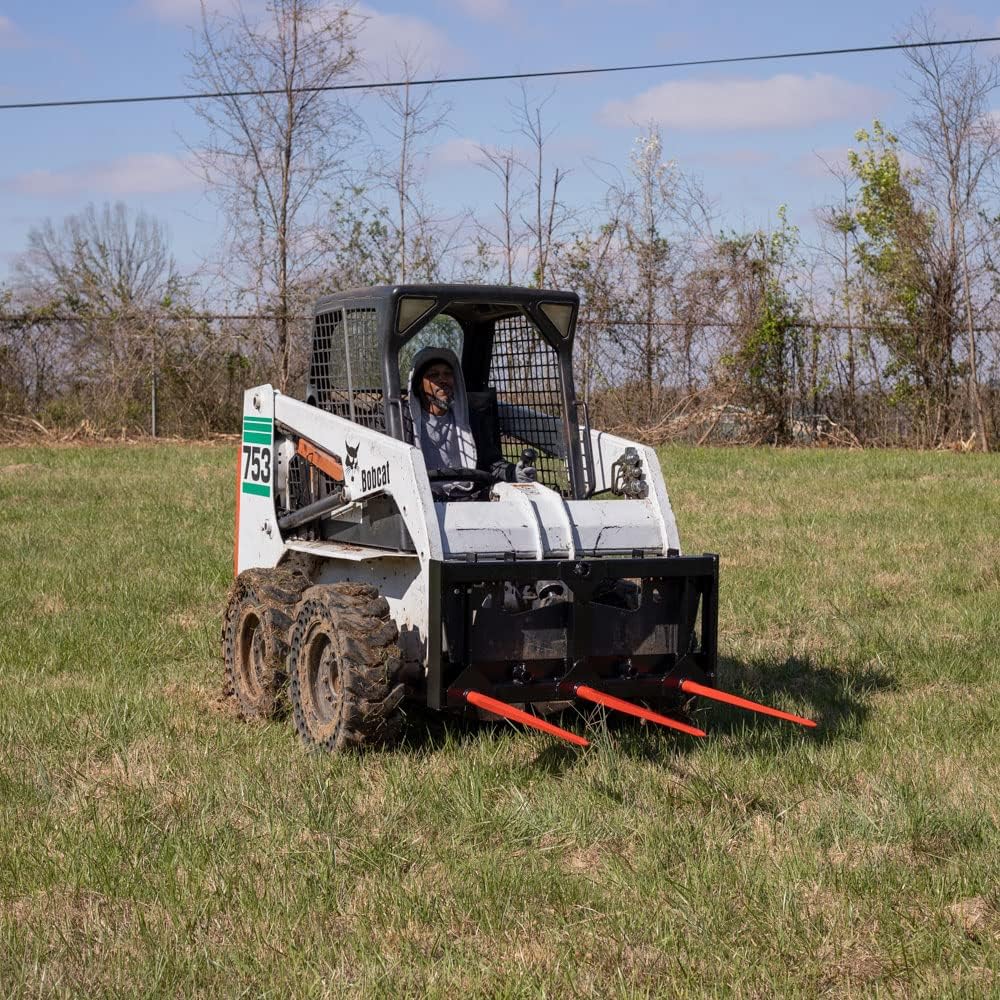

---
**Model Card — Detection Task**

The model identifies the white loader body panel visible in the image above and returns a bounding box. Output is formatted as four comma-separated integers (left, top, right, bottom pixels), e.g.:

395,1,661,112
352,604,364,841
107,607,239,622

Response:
437,488,665,561
585,428,682,554
235,387,285,571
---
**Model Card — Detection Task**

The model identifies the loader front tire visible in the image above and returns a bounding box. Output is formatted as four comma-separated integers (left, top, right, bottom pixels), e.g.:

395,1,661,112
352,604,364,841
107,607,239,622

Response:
288,584,405,752
222,566,311,720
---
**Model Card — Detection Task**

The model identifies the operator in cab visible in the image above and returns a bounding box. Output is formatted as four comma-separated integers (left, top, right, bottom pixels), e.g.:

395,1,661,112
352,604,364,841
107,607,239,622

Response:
407,346,536,500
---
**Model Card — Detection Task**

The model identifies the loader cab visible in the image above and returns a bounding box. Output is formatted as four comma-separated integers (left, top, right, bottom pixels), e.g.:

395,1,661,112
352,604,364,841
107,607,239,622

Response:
306,284,588,498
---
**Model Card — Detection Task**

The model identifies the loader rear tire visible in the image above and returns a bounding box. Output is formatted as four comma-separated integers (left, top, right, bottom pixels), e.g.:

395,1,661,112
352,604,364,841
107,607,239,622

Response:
288,583,404,752
222,565,311,720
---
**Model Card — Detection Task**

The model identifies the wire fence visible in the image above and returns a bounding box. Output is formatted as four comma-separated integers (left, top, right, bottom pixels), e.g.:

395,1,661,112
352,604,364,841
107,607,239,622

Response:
2,309,998,448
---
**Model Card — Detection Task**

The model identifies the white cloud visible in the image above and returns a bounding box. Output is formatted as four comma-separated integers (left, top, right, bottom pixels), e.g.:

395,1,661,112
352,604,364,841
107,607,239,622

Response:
0,14,26,47
353,5,455,75
133,0,204,23
450,0,514,22
138,0,199,19
132,0,241,24
133,1,459,74
5,153,203,197
600,74,888,131
429,137,482,166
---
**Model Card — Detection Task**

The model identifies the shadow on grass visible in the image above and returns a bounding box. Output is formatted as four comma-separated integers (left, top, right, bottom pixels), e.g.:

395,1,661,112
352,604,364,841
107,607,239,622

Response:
599,653,899,765
393,705,589,775
395,702,487,753
368,654,898,767
663,651,885,758
526,742,583,776
710,654,898,742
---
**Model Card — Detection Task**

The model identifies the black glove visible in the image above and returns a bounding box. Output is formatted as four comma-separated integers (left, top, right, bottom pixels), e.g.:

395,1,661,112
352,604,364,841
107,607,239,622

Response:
515,448,537,483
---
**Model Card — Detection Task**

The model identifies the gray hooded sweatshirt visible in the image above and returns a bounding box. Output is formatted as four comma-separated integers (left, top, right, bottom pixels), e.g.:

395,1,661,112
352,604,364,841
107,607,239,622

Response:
407,346,482,500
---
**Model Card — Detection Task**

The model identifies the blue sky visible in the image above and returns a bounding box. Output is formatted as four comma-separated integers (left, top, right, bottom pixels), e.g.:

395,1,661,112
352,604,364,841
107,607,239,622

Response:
2,1,999,287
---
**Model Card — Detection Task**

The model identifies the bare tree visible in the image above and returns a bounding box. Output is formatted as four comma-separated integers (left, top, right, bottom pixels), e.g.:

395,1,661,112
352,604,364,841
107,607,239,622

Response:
514,87,570,287
556,211,627,407
372,51,451,283
625,129,678,411
556,128,717,428
12,203,184,427
901,15,999,450
816,158,864,430
0,294,66,416
593,128,705,420
187,0,357,390
16,202,180,314
476,145,528,285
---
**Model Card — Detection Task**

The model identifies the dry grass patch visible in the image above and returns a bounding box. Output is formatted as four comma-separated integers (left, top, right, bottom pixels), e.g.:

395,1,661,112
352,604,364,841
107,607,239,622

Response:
2,889,175,993
946,897,999,942
32,592,67,616
163,677,241,720
801,894,892,996
872,571,914,593
166,609,205,631
562,842,612,878
5,887,166,932
931,759,999,820
824,840,918,871
62,736,174,809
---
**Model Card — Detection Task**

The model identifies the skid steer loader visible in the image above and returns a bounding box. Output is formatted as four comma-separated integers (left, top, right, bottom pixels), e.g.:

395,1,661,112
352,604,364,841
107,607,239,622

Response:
224,284,815,750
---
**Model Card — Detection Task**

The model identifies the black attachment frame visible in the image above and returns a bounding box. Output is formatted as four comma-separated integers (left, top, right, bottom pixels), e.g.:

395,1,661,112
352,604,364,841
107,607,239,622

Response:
425,553,719,711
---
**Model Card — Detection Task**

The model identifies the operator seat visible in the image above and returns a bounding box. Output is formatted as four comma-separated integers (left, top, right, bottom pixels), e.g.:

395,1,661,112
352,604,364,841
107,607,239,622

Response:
467,388,506,475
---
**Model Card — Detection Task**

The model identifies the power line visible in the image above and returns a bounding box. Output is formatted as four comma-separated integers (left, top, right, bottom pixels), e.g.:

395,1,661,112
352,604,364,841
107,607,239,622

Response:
2,35,999,112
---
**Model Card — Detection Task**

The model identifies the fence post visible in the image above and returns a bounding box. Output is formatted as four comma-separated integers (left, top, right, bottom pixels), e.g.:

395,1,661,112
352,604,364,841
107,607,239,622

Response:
150,323,158,439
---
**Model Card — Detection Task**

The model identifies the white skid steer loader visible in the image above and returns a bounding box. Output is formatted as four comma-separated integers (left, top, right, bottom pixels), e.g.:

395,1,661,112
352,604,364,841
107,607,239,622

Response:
224,284,815,751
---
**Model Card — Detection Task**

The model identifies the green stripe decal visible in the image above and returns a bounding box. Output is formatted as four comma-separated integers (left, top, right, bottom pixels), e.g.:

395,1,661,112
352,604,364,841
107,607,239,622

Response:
241,481,271,497
243,416,272,428
242,431,272,445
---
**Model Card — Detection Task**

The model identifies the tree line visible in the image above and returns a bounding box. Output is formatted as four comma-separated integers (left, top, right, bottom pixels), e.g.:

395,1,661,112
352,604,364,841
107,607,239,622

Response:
1,2,997,450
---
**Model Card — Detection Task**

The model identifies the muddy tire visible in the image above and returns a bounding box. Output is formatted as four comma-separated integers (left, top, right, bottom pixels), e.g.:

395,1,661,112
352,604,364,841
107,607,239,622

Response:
222,565,311,719
288,583,405,752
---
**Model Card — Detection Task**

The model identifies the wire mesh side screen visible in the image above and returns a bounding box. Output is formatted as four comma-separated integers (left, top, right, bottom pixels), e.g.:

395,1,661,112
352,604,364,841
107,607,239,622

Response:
489,313,571,495
309,305,384,431
344,307,383,430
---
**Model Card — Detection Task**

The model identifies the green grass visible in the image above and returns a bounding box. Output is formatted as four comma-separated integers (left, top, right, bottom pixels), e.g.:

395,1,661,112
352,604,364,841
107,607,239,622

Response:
0,443,997,998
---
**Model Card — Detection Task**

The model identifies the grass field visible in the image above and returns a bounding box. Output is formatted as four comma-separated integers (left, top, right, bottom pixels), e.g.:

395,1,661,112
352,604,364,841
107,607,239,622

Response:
0,442,997,998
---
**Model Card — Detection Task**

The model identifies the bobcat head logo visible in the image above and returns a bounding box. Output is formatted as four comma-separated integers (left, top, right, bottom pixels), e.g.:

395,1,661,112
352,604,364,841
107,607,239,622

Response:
345,441,360,472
